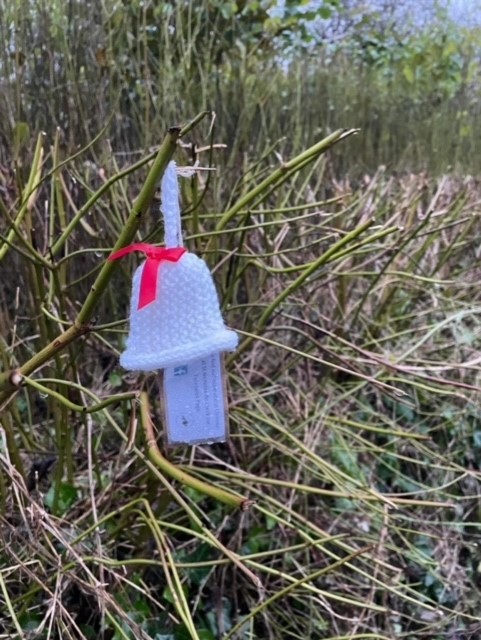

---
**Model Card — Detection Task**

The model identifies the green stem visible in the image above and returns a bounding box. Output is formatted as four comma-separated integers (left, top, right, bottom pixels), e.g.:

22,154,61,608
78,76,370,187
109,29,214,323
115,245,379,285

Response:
49,148,159,258
77,126,181,324
21,376,138,413
0,132,45,262
230,216,376,361
139,392,247,510
214,129,359,233
0,125,181,401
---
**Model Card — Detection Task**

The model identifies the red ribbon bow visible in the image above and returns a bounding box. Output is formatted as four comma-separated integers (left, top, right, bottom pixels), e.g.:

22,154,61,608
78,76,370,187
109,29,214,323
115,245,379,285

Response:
108,243,186,309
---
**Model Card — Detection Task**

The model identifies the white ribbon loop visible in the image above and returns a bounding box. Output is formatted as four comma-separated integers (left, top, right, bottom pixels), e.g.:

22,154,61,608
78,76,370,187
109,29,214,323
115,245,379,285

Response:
161,161,183,249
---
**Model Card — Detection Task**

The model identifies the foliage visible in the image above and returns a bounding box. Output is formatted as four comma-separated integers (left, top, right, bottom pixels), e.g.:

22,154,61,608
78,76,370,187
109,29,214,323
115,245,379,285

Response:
1,0,480,173
343,7,468,103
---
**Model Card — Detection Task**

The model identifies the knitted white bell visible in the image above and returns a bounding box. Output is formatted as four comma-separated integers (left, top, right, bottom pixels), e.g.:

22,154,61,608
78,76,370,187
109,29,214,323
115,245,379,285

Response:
120,252,238,370
112,162,238,372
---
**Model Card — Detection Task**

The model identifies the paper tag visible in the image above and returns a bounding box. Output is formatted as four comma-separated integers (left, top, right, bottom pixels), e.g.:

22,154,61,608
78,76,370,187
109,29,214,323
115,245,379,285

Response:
163,353,228,445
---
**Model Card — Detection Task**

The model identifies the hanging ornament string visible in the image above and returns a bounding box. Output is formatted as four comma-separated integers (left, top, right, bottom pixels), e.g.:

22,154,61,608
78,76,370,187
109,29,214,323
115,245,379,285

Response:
109,162,187,309
108,244,186,309
108,161,187,309
161,161,183,249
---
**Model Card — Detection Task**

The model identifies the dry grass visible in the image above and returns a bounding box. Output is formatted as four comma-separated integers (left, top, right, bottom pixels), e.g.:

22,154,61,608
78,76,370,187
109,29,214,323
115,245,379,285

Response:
2,136,481,638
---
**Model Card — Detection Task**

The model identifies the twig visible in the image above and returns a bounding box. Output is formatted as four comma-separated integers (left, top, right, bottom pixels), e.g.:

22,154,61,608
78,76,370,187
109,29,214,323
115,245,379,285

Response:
139,391,249,510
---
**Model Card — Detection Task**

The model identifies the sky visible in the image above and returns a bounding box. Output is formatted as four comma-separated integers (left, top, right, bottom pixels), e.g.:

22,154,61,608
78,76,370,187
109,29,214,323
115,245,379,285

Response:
273,0,481,29
367,0,481,27
449,0,481,26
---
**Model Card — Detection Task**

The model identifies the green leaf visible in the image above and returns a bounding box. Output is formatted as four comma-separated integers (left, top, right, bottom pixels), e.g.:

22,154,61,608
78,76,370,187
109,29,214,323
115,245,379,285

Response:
319,6,333,19
109,372,123,388
44,482,78,514
174,625,215,640
13,121,30,155
163,584,189,606
403,65,415,84
19,614,42,632
473,431,481,449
